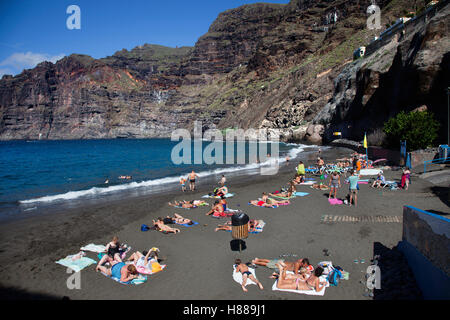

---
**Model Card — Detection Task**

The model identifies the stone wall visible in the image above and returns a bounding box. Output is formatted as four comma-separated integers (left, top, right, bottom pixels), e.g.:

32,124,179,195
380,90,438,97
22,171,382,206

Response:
398,206,450,299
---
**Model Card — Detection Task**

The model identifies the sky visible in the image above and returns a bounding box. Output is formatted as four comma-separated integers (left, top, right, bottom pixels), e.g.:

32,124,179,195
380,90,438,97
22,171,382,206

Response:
0,0,290,77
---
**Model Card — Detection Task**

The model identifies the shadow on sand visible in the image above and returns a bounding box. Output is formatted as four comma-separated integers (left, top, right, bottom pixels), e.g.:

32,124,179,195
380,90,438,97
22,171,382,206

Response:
0,286,68,300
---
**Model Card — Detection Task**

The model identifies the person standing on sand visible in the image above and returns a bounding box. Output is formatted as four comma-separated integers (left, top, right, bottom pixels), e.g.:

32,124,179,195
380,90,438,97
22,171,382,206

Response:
348,170,359,207
188,171,199,191
234,259,264,292
180,177,187,192
219,175,226,187
329,171,341,199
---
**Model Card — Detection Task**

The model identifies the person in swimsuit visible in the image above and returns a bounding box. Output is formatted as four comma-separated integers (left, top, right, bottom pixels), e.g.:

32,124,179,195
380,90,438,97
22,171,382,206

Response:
215,219,261,232
127,248,159,269
168,201,196,209
219,175,226,186
206,200,226,217
96,261,139,283
97,236,125,269
253,257,311,275
275,262,325,292
329,171,341,199
153,218,180,233
270,181,296,198
235,259,264,292
215,186,228,197
180,177,187,192
188,171,199,191
164,213,194,225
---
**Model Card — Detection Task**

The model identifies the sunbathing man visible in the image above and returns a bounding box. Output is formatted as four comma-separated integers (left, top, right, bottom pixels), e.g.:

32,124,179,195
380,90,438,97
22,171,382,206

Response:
168,200,196,209
250,192,289,208
206,200,226,217
270,181,296,198
96,260,139,283
252,257,311,275
153,218,180,233
215,219,261,232
275,262,326,292
164,213,194,225
235,259,264,292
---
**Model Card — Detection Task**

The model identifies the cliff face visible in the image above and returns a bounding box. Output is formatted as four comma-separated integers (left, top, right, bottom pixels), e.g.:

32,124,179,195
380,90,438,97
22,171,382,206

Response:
0,0,446,142
313,1,450,145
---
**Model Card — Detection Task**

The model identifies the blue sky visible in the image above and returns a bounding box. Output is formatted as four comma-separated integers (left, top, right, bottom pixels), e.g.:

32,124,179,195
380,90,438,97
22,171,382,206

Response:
0,0,290,77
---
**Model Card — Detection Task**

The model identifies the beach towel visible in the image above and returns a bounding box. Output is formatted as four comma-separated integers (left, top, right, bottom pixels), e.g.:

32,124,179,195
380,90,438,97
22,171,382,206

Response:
272,273,329,296
299,181,315,185
233,266,258,287
173,205,197,209
294,192,309,197
202,193,235,199
101,271,147,285
80,244,107,253
249,201,278,208
175,221,199,227
225,208,240,213
135,264,166,275
328,198,343,205
56,255,96,273
270,192,309,200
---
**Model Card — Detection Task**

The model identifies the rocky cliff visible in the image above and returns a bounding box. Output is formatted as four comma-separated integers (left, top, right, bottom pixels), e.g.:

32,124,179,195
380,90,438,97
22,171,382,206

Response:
0,0,447,142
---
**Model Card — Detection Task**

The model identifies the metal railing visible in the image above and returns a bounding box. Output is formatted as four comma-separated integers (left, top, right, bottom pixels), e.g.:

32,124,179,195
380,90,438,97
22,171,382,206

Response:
423,157,449,173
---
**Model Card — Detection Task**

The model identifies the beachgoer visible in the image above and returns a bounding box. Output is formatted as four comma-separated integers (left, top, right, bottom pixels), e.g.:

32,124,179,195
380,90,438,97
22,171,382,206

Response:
165,213,194,225
348,170,359,207
97,236,123,268
296,161,305,177
275,262,325,292
356,158,362,173
127,248,159,269
96,261,139,283
188,171,199,191
371,171,386,188
180,177,187,192
206,200,225,217
252,257,311,275
219,196,227,211
329,171,341,199
168,200,196,209
400,168,411,190
153,218,180,233
235,259,264,292
317,157,325,174
219,175,226,187
215,219,261,232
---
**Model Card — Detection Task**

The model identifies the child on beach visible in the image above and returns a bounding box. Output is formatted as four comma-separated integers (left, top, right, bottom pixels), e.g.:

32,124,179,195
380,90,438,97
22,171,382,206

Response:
234,259,264,292
180,177,186,192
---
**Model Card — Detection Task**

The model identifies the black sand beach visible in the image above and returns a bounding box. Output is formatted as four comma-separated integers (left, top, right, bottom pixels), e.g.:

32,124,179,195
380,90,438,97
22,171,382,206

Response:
0,146,448,300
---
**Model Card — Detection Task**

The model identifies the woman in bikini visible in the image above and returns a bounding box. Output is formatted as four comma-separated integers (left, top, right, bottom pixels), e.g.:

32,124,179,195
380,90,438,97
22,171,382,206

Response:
165,213,194,225
275,262,325,292
97,236,126,269
152,218,180,233
235,259,264,292
270,181,296,198
206,200,226,217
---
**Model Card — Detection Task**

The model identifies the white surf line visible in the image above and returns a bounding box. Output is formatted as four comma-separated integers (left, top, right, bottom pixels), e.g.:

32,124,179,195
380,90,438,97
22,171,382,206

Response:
321,215,402,223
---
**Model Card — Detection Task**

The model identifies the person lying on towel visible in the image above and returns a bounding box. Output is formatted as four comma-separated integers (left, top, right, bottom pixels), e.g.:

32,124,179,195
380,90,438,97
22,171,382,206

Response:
126,248,162,273
96,261,139,283
235,259,264,292
152,218,180,233
250,192,289,207
163,213,194,226
252,257,312,275
275,262,326,292
215,219,262,232
270,181,296,198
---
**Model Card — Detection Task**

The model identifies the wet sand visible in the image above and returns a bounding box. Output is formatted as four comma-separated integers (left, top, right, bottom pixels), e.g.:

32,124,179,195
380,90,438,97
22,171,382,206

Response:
0,146,448,300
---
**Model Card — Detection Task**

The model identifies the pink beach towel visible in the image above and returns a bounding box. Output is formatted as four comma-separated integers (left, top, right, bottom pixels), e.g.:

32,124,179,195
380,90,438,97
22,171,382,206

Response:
328,198,343,205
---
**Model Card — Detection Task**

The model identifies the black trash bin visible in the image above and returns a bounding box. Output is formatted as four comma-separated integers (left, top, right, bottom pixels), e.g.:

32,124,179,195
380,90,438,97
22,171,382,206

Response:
231,213,249,240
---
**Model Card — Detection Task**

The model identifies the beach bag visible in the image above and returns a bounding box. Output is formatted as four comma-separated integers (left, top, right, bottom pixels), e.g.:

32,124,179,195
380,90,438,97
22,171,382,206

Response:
141,224,150,232
151,261,162,273
327,268,342,286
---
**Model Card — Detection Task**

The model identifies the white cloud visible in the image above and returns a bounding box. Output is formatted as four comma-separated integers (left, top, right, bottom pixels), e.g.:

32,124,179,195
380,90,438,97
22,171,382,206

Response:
0,52,65,76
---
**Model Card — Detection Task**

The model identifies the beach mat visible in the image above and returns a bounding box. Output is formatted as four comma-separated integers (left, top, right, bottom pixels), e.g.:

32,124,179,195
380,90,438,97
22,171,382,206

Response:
233,266,258,286
56,255,96,273
248,202,278,208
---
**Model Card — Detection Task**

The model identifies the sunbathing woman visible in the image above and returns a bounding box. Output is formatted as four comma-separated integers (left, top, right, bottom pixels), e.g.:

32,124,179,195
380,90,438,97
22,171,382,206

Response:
276,262,326,292
206,200,226,217
270,181,296,198
153,218,180,233
97,236,125,269
127,248,159,269
235,259,264,292
165,213,194,225
168,201,196,209
96,260,139,283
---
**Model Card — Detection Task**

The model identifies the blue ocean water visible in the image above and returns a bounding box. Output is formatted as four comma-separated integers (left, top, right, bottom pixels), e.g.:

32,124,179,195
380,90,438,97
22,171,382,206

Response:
0,139,314,218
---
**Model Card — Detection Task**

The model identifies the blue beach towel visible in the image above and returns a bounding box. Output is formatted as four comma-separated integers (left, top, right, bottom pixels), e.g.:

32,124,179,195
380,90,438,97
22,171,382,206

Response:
175,221,199,227
101,271,147,285
293,192,309,197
